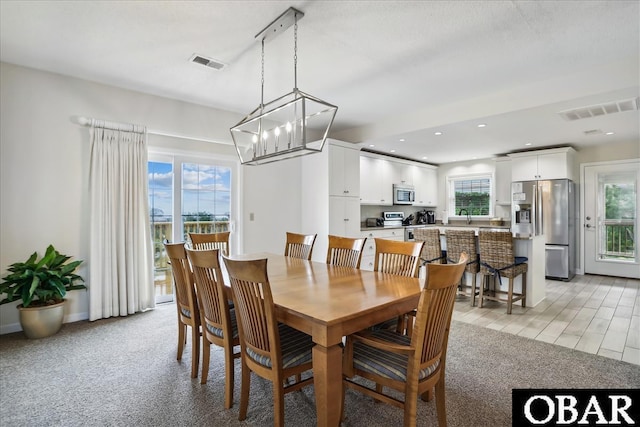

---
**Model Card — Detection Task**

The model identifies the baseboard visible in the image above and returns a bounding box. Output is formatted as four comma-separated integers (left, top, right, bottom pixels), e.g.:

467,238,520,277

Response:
0,311,89,335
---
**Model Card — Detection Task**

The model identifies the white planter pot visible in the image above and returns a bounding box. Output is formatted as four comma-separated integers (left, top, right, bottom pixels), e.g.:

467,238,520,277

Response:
17,300,65,339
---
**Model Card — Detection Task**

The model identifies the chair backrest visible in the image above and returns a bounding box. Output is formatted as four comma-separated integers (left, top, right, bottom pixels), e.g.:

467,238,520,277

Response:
189,232,230,256
222,257,282,369
413,228,443,264
445,229,479,273
411,252,468,368
373,238,424,277
326,235,366,268
478,230,515,273
164,242,198,321
284,232,317,260
185,248,232,339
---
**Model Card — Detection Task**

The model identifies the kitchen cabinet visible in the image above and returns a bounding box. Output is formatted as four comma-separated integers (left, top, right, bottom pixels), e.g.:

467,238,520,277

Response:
329,196,361,237
412,165,438,206
494,157,512,205
389,160,413,185
329,144,360,197
359,154,393,205
509,147,576,182
359,228,405,271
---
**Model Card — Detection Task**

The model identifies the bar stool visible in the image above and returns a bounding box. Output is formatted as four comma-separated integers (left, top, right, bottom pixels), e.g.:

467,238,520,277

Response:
445,229,480,306
478,230,527,314
413,228,446,266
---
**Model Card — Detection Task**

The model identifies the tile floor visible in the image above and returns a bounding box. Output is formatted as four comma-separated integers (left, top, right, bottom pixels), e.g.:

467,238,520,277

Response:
452,273,640,366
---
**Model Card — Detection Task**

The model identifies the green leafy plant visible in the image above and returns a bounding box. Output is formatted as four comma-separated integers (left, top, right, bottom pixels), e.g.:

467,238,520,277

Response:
0,245,86,308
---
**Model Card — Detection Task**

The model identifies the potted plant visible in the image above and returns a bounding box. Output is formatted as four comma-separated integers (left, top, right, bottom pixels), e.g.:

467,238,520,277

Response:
0,244,86,338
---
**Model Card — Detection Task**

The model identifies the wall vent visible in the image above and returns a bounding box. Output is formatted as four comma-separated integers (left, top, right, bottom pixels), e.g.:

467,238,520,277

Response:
190,54,227,70
557,97,639,121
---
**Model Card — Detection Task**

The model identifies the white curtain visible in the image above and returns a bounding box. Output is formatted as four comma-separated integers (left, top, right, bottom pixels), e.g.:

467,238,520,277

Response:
88,122,155,321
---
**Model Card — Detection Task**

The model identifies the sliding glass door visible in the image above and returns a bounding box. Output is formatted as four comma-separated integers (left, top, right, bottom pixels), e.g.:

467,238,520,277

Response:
149,155,236,303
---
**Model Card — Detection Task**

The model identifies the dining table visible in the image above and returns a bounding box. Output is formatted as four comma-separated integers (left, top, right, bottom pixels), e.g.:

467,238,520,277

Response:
226,252,422,427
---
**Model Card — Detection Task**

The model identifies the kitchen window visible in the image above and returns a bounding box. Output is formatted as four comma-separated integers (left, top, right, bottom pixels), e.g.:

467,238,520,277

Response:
447,174,493,218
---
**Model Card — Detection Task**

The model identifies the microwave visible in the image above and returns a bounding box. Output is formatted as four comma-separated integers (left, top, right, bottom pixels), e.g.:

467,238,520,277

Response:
393,184,415,205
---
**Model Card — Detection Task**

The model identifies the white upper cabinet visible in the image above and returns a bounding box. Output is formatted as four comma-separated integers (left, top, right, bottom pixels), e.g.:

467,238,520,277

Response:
360,155,393,205
412,165,438,206
389,161,413,185
329,143,360,197
509,147,576,182
494,157,512,205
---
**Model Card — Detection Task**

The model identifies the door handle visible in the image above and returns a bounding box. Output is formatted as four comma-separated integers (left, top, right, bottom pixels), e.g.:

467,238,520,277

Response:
585,224,591,228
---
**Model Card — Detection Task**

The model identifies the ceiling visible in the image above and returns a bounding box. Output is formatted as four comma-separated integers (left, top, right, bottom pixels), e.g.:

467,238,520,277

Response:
1,1,638,164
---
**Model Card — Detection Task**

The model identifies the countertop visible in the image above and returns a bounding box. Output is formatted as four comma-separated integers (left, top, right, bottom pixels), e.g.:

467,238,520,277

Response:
361,224,511,231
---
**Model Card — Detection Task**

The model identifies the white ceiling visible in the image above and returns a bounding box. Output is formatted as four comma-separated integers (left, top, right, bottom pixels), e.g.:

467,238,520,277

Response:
1,1,638,164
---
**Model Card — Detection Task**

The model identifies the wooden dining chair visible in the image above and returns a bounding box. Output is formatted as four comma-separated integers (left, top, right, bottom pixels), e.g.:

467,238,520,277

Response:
186,248,240,408
189,231,230,256
326,234,366,268
342,252,469,427
222,256,315,427
164,242,201,379
444,229,480,305
284,232,317,260
478,230,527,314
373,238,425,333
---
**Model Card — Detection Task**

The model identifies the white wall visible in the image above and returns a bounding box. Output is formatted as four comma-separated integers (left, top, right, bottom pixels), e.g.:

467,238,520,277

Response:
0,62,304,333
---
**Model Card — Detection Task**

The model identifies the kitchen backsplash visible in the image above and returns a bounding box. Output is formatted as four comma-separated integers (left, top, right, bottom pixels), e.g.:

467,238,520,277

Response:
361,204,512,226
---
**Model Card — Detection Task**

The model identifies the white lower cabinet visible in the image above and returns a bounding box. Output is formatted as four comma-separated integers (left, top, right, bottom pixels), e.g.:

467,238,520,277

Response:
359,228,404,271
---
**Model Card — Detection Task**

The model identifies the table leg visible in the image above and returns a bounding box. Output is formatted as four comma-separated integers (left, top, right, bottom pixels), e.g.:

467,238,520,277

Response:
313,343,343,427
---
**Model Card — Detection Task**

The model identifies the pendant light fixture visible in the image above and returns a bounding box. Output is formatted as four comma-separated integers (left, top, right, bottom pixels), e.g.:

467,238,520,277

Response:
230,7,338,165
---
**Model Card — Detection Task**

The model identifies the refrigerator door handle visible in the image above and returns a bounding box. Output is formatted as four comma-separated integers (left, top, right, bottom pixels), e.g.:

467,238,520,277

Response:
536,182,543,236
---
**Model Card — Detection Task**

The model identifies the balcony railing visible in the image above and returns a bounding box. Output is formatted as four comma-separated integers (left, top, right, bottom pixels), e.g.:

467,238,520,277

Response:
602,221,635,259
152,220,230,298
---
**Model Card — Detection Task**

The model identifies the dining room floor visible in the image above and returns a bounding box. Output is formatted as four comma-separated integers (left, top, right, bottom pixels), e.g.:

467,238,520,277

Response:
452,273,640,366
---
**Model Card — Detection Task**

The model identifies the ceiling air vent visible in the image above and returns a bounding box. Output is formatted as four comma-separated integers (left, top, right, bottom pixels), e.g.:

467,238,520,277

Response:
557,97,639,121
190,54,227,71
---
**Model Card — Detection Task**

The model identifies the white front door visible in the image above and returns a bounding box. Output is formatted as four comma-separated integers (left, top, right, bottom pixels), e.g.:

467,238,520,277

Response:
583,160,639,278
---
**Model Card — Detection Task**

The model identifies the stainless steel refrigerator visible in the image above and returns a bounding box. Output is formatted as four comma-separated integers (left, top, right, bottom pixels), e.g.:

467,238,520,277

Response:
511,179,575,281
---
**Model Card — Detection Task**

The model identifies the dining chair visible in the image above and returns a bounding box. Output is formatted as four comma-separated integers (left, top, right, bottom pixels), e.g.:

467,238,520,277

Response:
444,229,480,306
413,228,445,265
164,242,201,379
342,252,469,427
373,238,425,333
189,231,230,256
478,230,527,314
186,248,240,408
326,234,366,268
222,256,314,427
284,232,317,260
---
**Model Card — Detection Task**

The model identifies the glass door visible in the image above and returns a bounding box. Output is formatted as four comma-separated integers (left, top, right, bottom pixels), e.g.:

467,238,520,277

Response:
149,160,174,303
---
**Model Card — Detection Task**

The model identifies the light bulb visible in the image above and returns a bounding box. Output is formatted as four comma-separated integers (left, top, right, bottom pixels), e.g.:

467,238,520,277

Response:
274,127,281,137
285,122,292,133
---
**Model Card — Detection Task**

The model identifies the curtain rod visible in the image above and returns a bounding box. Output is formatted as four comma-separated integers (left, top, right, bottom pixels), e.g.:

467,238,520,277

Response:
71,116,233,146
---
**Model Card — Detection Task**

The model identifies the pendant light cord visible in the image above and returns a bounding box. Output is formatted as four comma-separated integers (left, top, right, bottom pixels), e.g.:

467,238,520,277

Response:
294,12,298,91
260,38,265,108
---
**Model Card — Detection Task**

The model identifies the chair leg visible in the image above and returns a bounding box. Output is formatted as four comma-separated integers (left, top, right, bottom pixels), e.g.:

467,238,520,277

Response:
177,322,185,361
223,346,234,409
238,359,250,421
470,273,477,307
190,324,200,378
274,379,285,427
478,275,486,308
201,339,210,384
403,381,419,427
521,272,527,308
507,278,514,314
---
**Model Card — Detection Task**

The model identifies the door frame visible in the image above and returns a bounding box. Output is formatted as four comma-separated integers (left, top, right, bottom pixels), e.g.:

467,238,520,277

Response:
580,158,640,278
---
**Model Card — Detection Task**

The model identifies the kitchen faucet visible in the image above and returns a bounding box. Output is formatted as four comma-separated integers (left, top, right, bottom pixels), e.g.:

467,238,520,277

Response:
459,208,471,224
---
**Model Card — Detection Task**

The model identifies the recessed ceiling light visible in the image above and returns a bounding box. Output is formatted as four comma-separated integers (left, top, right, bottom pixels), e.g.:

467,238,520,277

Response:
422,156,428,160
369,144,375,147
477,123,487,128
525,142,532,146
434,131,442,136
399,138,405,142
605,132,615,135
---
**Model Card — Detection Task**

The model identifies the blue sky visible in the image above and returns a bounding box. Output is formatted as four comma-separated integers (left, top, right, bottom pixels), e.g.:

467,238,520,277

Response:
149,161,231,218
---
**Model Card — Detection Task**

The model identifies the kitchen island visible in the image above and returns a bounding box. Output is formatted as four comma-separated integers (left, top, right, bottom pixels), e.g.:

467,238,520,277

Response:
360,223,546,307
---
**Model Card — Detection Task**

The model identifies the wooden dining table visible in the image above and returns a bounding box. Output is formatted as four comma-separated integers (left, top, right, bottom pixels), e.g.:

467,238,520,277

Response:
227,252,422,427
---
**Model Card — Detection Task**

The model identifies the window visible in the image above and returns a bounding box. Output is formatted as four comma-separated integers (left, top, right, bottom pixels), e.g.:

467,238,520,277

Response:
148,154,237,303
447,174,492,217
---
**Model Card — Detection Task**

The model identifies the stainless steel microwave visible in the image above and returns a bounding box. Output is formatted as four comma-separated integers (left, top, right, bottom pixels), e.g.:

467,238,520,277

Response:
393,184,415,205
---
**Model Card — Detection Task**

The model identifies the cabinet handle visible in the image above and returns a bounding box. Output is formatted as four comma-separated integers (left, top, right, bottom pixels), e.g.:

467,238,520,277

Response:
344,218,349,222
344,190,349,194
